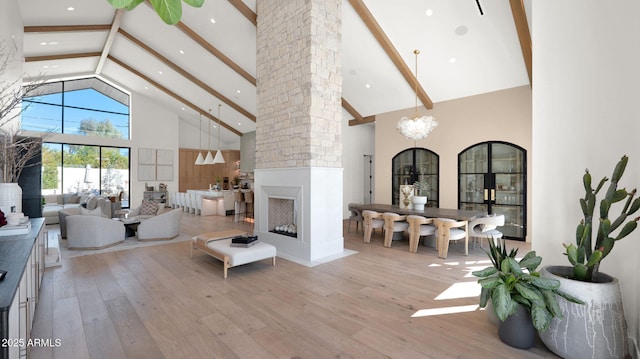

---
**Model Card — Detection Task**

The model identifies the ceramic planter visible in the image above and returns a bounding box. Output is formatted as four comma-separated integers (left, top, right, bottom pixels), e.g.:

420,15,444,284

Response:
498,303,535,349
412,196,427,211
539,266,628,359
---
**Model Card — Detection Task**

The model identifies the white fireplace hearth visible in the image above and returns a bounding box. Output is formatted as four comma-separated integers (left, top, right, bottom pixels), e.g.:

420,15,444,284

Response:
254,167,350,266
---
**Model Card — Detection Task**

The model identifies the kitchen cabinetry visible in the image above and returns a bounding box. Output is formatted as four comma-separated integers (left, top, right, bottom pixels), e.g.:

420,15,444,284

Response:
392,148,439,207
458,141,526,240
0,218,45,359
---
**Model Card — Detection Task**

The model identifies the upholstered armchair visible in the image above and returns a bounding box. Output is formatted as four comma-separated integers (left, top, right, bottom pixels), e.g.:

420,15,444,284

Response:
58,197,112,239
66,215,125,250
136,208,182,241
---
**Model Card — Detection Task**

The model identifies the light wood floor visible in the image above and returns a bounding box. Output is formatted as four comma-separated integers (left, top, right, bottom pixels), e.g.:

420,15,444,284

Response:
30,213,558,359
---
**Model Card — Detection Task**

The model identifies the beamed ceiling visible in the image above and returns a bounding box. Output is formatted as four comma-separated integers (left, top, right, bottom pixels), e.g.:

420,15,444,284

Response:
17,0,531,148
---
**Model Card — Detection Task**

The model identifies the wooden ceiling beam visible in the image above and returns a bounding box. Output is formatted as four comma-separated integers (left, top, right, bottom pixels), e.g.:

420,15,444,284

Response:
24,25,111,33
509,0,532,86
118,29,256,123
96,9,125,75
107,55,243,137
348,0,433,109
24,52,101,62
227,0,257,26
343,98,375,126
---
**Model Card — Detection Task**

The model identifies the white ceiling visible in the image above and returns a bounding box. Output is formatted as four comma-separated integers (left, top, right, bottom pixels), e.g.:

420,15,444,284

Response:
17,0,530,148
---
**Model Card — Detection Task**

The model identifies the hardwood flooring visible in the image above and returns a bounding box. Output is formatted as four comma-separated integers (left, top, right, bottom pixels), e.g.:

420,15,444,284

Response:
29,213,558,358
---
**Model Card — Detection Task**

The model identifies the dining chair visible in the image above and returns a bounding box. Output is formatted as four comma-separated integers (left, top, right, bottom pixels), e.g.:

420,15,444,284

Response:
434,218,469,259
382,212,409,248
362,210,384,243
406,215,436,253
468,214,505,249
347,204,364,233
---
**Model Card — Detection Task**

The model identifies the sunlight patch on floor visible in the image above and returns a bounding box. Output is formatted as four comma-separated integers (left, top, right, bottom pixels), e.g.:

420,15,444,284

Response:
434,281,481,300
411,304,479,318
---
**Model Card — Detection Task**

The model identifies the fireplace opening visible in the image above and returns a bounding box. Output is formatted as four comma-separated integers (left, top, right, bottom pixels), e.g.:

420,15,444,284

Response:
268,197,298,238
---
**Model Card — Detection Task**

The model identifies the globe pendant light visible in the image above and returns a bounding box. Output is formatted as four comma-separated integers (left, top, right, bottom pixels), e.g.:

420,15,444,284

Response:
213,104,225,164
396,49,438,141
204,108,214,164
195,112,205,165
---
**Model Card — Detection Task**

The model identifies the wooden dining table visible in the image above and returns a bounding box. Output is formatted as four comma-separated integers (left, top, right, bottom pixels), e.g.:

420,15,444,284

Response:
351,203,487,258
350,203,486,221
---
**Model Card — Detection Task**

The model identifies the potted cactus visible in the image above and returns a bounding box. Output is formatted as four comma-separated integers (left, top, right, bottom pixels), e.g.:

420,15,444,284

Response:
412,180,430,211
539,155,638,359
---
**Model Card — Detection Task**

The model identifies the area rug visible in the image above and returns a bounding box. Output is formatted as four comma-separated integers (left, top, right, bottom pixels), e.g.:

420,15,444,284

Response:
58,233,192,259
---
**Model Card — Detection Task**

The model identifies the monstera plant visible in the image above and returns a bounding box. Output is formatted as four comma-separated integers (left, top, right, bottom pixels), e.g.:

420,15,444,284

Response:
106,0,205,25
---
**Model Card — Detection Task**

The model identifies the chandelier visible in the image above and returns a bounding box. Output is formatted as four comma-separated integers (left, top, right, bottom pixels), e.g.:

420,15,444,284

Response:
397,49,438,141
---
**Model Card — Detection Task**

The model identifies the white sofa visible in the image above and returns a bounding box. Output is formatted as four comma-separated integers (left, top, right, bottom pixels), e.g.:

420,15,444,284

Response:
66,215,125,250
58,198,113,238
42,193,82,224
136,208,182,241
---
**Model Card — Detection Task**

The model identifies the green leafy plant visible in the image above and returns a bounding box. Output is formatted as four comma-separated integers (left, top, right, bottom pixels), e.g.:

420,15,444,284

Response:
413,180,430,196
473,238,583,332
565,155,640,282
106,0,205,25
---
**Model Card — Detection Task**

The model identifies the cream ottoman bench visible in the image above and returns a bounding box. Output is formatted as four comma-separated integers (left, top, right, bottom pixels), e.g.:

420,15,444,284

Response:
190,230,276,278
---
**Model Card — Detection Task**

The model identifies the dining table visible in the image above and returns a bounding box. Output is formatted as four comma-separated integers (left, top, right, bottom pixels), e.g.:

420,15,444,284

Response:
350,203,486,221
351,203,487,258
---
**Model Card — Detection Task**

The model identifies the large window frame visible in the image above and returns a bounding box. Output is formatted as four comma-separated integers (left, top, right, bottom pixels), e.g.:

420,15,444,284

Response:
21,77,130,139
42,142,131,208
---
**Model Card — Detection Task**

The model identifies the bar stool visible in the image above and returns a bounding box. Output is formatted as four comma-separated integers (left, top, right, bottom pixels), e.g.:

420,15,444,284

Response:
234,191,245,222
244,191,254,221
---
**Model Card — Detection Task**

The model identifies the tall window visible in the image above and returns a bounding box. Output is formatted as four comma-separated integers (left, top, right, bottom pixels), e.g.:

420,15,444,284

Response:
42,143,130,208
21,78,130,139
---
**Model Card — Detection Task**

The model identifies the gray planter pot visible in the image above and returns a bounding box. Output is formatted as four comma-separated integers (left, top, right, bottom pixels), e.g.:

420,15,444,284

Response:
498,303,535,349
539,266,628,359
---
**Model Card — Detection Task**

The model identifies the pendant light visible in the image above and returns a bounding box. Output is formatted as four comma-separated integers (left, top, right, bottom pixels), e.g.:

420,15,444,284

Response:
194,113,205,165
213,104,225,164
396,49,438,141
204,108,214,164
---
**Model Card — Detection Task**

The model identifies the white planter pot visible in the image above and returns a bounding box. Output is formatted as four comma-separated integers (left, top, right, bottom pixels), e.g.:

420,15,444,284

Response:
0,183,22,216
539,266,628,359
412,196,427,211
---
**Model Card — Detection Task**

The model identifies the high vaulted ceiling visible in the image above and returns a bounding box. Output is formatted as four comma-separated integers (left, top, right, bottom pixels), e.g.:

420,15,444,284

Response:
17,0,531,148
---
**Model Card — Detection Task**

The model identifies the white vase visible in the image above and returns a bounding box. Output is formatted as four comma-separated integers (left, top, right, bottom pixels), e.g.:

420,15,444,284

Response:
0,183,22,216
412,196,427,211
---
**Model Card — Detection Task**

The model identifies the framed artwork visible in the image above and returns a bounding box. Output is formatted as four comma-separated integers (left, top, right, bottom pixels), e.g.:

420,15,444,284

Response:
138,164,156,181
139,148,156,164
157,149,173,165
156,165,174,181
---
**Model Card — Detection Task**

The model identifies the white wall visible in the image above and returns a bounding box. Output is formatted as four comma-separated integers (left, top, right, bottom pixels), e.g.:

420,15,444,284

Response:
532,1,640,352
0,0,24,131
341,120,374,218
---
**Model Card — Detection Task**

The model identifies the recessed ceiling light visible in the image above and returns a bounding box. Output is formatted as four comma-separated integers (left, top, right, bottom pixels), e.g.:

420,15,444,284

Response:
51,65,59,68
144,86,149,90
40,42,47,46
449,57,457,63
158,71,163,75
181,107,185,111
210,18,216,24
43,65,49,69
179,49,184,54
237,122,241,126
49,41,58,45
236,90,241,94
67,6,75,11
365,84,371,88
455,25,468,36
425,9,433,16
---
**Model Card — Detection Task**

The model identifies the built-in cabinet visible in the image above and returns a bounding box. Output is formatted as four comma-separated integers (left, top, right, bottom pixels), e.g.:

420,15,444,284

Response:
0,219,45,359
458,141,526,240
178,149,241,192
391,148,439,208
143,190,168,204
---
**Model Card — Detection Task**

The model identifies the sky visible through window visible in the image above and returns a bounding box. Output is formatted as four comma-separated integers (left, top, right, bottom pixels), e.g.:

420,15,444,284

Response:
22,86,130,139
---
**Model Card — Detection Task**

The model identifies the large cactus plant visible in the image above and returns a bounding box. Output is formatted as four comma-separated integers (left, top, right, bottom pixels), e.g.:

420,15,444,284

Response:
565,155,640,282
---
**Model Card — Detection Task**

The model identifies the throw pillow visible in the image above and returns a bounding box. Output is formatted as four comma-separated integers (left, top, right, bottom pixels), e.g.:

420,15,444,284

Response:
80,206,102,217
86,196,99,210
139,200,159,216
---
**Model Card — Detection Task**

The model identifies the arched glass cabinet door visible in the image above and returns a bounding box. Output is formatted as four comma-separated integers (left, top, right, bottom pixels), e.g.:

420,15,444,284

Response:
392,148,439,207
458,141,526,240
